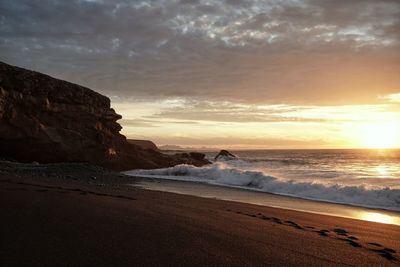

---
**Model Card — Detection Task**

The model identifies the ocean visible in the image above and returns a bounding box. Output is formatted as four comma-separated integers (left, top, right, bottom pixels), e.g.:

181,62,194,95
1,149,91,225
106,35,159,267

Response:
125,149,400,212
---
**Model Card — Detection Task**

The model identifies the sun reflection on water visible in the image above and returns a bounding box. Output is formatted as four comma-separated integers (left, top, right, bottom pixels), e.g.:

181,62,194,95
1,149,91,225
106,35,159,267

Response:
375,165,388,177
357,212,398,225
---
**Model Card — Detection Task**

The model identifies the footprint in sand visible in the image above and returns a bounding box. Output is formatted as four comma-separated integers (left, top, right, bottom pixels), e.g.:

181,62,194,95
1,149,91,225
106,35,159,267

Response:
338,238,362,248
348,240,362,248
315,230,329,237
271,217,283,224
383,248,396,253
368,242,383,247
370,248,397,261
285,220,303,230
333,228,348,236
232,209,398,262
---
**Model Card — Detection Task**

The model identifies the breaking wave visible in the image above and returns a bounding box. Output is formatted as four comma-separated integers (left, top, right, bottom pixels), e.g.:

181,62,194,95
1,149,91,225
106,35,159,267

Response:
125,162,400,211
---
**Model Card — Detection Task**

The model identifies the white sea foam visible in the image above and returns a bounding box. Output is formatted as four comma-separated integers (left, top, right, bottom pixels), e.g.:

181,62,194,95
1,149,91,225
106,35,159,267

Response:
125,162,400,211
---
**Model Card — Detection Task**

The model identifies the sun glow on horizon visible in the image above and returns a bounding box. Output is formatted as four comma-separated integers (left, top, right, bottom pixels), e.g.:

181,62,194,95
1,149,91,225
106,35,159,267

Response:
115,99,400,149
357,122,400,149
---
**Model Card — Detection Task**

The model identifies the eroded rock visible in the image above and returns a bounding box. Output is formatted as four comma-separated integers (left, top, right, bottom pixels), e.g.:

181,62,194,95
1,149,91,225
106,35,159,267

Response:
0,61,209,170
214,150,236,161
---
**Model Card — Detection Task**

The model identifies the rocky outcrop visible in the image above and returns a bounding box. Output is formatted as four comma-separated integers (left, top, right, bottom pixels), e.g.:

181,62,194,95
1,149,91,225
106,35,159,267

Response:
0,61,209,170
173,152,210,166
214,150,236,161
127,139,159,151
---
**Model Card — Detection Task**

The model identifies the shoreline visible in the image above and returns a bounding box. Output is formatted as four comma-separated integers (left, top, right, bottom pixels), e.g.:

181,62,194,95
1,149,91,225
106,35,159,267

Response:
131,174,400,212
125,149,400,215
132,176,400,226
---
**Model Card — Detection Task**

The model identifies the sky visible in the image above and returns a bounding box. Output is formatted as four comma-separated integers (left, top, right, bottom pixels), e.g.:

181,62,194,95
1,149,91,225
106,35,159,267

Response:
1,0,399,149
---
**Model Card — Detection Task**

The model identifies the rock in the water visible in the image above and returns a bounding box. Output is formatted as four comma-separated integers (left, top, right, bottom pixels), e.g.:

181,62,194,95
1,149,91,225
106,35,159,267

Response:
189,152,206,161
214,150,236,161
173,152,210,167
0,61,209,170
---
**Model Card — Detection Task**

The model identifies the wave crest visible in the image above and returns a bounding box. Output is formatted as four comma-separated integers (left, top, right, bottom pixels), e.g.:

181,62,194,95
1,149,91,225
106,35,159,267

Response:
125,163,400,211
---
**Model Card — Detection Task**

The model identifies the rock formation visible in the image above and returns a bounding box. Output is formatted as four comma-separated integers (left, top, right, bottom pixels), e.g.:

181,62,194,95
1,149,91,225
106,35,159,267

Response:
127,139,159,151
214,150,236,161
173,152,209,166
0,61,209,170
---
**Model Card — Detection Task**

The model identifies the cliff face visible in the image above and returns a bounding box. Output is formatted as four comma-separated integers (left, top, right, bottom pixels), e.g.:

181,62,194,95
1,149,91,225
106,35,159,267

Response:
0,61,209,170
127,139,159,151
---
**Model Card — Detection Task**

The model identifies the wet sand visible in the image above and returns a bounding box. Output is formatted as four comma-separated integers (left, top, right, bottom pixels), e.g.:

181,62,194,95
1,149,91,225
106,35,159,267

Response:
135,178,400,225
1,172,400,266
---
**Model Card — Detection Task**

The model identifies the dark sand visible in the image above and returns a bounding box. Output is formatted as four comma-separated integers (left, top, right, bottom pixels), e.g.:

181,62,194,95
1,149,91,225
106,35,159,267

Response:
1,163,399,266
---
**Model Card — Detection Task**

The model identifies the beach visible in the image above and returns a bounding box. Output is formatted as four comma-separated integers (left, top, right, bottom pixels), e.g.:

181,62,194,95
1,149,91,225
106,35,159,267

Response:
135,178,400,225
1,162,399,266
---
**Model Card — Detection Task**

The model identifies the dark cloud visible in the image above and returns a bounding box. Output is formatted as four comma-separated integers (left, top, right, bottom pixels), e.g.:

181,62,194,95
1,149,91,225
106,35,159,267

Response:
0,0,399,105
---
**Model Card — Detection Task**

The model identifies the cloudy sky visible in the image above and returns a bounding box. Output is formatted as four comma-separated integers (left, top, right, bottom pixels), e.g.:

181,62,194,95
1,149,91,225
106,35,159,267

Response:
1,0,399,149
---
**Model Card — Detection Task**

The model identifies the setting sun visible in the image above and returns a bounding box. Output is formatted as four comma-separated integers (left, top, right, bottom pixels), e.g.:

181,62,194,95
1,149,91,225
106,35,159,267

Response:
359,122,400,149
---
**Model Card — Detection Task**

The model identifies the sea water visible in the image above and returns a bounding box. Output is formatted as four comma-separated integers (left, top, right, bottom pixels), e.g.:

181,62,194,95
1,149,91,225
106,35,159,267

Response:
125,149,400,212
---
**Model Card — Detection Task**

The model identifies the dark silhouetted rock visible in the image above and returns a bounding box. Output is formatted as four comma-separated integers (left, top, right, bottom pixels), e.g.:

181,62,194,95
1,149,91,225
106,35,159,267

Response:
173,152,210,166
127,139,159,151
0,61,209,170
189,152,206,161
214,150,236,161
